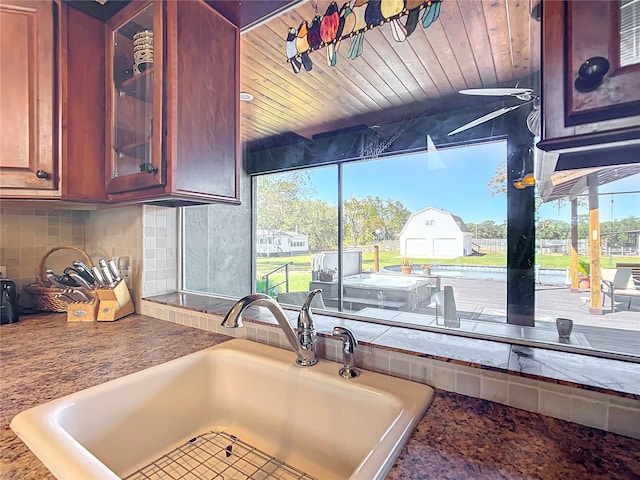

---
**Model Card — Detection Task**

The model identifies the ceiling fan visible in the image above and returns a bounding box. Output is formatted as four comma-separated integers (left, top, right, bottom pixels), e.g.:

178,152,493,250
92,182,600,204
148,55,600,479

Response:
447,83,541,137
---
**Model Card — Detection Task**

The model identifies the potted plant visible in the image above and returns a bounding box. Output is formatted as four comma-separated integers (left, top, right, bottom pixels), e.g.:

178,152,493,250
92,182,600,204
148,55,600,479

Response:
400,257,414,274
578,259,590,289
319,268,336,282
421,264,433,275
255,279,279,298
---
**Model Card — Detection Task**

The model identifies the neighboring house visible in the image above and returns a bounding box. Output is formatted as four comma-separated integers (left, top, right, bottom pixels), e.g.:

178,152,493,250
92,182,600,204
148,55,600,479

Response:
536,239,567,254
399,207,474,258
256,230,309,256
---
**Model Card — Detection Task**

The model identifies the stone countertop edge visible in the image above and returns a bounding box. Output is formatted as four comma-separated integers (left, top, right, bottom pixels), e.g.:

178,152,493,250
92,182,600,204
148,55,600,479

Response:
143,292,640,400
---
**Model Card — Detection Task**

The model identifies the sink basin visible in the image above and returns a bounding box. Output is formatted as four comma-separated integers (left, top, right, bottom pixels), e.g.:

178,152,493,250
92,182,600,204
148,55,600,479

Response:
11,339,434,479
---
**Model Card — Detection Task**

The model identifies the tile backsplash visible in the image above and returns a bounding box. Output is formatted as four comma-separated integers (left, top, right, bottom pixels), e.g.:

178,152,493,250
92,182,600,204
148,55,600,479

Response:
141,205,178,297
1,203,181,308
0,204,147,307
0,206,89,296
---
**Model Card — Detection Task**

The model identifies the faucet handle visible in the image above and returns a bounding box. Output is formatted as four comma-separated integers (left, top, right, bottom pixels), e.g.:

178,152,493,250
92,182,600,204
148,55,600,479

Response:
333,326,360,379
298,289,322,330
297,289,321,354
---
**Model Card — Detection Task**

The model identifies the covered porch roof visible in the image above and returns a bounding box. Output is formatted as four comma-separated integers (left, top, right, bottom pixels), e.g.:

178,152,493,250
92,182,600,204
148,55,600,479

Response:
537,157,640,202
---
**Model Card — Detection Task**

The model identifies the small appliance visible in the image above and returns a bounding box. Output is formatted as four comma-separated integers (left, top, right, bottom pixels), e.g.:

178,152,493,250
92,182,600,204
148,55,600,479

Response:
1,279,19,324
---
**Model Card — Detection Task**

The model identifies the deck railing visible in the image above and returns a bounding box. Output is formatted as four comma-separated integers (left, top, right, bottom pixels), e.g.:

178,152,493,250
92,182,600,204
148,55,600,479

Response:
262,262,293,296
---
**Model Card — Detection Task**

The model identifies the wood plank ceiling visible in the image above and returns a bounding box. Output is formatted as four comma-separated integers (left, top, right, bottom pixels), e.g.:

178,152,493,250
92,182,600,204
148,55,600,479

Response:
239,0,541,147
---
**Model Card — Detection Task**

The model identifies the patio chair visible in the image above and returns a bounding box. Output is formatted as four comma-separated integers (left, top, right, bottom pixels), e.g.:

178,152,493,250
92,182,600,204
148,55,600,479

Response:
601,267,640,312
276,291,326,309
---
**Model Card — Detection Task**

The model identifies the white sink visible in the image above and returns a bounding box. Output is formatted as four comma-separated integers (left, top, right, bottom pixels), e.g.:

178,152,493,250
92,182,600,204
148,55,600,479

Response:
11,339,434,479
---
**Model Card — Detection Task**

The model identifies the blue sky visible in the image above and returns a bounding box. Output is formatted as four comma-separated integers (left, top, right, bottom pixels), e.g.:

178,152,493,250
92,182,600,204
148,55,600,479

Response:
302,141,639,224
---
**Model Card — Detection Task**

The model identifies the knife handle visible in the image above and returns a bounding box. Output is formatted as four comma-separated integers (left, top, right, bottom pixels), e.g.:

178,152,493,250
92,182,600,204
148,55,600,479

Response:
107,259,121,281
92,266,106,288
73,261,97,286
69,272,93,290
101,264,116,287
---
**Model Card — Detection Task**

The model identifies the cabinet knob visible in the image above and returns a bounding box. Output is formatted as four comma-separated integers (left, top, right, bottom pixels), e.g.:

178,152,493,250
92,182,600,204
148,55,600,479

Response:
35,170,50,179
574,56,610,92
139,163,158,174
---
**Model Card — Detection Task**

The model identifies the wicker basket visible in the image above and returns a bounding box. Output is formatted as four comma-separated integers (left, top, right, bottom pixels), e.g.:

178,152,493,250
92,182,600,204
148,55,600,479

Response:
24,246,94,312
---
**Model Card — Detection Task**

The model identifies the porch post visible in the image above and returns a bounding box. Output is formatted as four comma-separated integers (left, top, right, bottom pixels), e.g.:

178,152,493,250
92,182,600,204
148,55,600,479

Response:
570,199,580,292
506,143,535,326
588,174,603,315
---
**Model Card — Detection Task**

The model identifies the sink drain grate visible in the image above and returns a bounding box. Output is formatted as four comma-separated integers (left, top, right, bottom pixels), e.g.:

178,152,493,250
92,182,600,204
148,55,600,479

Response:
125,431,318,480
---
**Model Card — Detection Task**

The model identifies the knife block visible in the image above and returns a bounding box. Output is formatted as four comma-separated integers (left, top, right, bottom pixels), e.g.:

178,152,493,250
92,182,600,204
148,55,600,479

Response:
96,279,135,322
67,299,99,322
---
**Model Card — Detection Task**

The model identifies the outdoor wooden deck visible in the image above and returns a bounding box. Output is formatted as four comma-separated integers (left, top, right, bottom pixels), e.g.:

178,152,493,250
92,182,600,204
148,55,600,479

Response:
427,278,639,356
336,276,640,358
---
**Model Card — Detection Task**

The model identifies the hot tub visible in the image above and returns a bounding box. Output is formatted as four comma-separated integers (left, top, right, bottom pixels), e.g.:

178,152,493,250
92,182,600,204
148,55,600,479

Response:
341,273,436,310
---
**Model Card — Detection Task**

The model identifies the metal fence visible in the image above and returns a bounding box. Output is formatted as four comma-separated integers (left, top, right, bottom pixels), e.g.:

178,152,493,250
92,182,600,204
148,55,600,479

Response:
339,239,636,257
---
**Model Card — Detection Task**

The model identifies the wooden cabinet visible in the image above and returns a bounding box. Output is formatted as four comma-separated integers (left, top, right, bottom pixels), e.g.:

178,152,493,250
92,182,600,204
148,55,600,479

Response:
104,0,240,206
538,0,640,164
0,0,58,196
60,3,107,202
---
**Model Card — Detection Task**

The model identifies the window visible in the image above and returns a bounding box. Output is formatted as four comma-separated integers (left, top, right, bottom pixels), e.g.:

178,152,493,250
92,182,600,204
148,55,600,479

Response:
254,143,508,325
181,0,639,362
250,144,639,359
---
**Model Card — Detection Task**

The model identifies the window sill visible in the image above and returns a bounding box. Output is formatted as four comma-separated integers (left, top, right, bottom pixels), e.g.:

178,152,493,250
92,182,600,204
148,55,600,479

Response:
143,292,640,400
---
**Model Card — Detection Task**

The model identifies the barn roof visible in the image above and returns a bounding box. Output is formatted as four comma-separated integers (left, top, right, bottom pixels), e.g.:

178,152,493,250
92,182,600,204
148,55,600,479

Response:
400,207,472,235
450,214,472,233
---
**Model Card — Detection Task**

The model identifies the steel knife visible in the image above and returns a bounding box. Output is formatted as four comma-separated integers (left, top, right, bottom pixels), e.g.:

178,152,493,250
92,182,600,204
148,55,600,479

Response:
69,289,90,302
45,270,68,289
72,261,97,285
91,266,107,288
99,259,116,288
69,272,93,290
55,292,74,303
107,259,121,281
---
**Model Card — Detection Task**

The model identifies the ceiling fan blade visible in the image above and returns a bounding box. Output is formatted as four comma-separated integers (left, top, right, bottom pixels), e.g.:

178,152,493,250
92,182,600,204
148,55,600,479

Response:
447,104,525,136
526,108,541,136
459,88,534,97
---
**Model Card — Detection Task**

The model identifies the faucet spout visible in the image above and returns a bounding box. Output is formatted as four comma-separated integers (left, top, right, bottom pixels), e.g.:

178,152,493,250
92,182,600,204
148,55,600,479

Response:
222,293,318,367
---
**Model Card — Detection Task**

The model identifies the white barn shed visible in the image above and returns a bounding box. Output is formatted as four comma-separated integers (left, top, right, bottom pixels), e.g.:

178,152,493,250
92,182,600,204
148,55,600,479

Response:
256,230,309,256
399,207,474,258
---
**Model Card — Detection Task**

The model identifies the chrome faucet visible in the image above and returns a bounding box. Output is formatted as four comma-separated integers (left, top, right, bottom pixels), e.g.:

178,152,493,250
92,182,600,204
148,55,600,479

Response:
333,326,360,378
221,290,321,367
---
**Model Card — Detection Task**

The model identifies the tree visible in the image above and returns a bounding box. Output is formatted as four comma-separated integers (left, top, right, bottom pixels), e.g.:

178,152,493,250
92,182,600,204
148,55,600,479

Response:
343,196,411,245
343,197,366,246
536,219,571,239
256,171,315,232
467,220,506,239
487,158,508,197
291,199,338,251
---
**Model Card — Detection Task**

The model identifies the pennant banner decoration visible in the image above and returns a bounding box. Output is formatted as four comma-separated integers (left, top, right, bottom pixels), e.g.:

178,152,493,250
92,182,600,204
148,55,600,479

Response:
285,0,443,73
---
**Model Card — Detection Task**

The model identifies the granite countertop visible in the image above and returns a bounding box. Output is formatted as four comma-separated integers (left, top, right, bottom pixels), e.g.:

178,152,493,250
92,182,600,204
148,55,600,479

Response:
1,314,639,479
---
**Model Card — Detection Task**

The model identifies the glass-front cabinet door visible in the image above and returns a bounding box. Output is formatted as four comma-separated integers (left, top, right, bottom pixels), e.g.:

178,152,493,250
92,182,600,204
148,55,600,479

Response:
565,0,640,123
106,1,164,194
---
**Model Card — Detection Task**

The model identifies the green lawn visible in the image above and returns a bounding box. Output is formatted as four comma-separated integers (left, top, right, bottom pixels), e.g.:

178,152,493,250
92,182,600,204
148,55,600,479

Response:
256,251,639,295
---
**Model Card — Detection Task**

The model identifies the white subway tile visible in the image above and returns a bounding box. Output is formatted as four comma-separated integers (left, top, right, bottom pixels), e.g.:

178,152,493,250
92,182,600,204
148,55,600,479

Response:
432,364,455,391
389,355,411,380
410,361,432,385
607,405,640,440
245,325,257,341
456,371,481,398
508,383,539,412
256,327,269,344
571,397,607,430
539,390,572,421
372,349,390,374
481,377,509,405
